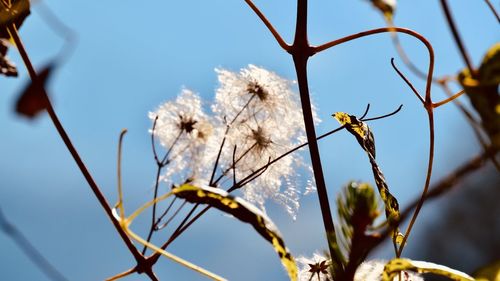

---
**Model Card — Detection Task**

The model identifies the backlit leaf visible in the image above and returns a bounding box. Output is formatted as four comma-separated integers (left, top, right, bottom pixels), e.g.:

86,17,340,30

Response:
16,64,53,119
0,0,30,38
383,258,475,281
458,43,500,147
173,183,298,281
334,112,401,244
0,38,16,76
333,112,375,158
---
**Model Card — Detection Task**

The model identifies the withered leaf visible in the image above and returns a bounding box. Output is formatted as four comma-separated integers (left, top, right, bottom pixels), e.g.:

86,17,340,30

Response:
333,112,376,158
383,258,474,281
458,43,500,147
173,183,298,281
0,0,30,38
333,112,401,241
0,38,16,76
16,64,53,118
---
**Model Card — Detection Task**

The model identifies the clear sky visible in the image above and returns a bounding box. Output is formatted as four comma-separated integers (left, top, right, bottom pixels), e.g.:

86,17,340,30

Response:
1,0,498,280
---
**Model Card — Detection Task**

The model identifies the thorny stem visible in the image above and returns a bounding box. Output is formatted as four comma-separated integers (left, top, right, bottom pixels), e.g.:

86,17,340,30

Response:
7,24,146,267
439,0,477,78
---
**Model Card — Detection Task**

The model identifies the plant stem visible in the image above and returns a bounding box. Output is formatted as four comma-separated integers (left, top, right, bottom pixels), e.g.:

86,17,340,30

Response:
0,207,69,281
7,24,145,268
291,0,340,270
439,0,477,78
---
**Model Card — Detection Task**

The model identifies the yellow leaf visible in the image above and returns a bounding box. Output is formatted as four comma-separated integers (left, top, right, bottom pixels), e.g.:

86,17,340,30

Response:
174,183,298,281
383,258,475,281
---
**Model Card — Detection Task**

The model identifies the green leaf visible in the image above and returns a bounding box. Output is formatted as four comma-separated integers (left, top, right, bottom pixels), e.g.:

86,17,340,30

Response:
333,181,382,279
458,43,500,148
0,0,31,38
383,258,475,281
0,38,16,76
16,64,54,119
173,183,298,281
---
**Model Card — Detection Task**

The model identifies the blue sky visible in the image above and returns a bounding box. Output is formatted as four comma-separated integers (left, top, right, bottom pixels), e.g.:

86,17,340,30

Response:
1,0,498,280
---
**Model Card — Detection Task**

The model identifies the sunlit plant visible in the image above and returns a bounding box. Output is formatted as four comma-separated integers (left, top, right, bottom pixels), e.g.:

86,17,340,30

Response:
1,0,499,280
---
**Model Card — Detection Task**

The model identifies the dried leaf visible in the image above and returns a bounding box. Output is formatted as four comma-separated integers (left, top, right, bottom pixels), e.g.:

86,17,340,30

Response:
16,64,53,118
334,112,401,243
458,43,500,147
173,183,298,281
333,112,376,158
0,38,16,76
383,258,475,281
0,0,30,38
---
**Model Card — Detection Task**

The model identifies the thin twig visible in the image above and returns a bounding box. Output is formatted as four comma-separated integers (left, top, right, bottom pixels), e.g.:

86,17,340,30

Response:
483,0,500,22
399,150,492,223
154,197,177,230
151,116,160,165
105,267,137,281
142,167,163,254
432,89,465,108
313,27,435,103
361,104,403,122
34,1,77,62
439,0,477,78
147,104,404,264
0,207,69,281
232,145,237,185
209,137,226,186
390,58,425,104
115,129,128,220
7,24,145,265
155,201,188,231
243,0,291,52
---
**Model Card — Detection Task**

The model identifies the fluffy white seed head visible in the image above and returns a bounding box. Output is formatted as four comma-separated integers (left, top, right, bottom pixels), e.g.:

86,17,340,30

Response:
149,89,219,185
212,64,315,218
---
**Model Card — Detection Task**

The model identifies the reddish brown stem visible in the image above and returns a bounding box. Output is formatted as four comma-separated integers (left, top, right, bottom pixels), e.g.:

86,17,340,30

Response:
243,0,291,52
439,0,477,78
7,25,146,268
